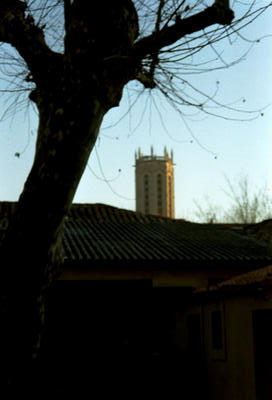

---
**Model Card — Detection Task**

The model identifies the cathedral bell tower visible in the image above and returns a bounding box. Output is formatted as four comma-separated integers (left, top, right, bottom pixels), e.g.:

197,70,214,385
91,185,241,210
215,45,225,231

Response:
135,146,175,218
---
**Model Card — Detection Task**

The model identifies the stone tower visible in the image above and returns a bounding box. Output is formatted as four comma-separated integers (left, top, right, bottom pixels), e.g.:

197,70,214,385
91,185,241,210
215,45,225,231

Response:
135,146,175,218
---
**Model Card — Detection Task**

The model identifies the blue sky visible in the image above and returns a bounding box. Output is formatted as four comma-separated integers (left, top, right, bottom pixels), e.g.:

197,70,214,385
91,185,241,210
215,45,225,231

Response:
0,3,271,220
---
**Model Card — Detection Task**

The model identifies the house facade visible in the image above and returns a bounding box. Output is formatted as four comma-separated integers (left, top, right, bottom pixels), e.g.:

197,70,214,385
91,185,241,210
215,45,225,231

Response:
1,201,272,395
176,266,272,400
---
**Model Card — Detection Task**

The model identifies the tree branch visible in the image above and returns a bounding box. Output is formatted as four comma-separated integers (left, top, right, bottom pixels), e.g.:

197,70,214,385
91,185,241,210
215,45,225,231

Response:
135,69,156,89
148,0,165,84
0,0,61,85
134,2,234,60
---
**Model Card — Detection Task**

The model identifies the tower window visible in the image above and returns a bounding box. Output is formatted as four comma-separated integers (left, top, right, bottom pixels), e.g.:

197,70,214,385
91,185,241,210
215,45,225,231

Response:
144,175,149,214
168,175,172,216
144,174,149,185
157,174,162,215
157,174,162,184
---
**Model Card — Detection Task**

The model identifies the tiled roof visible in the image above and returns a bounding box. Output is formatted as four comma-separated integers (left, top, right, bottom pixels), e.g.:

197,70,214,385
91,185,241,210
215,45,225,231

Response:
69,203,172,223
1,202,272,267
216,264,272,288
195,264,272,295
63,204,272,267
243,219,272,245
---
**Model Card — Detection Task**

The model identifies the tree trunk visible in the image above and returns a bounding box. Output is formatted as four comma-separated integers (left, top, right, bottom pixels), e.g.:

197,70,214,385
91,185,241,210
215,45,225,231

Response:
1,1,140,390
1,93,106,391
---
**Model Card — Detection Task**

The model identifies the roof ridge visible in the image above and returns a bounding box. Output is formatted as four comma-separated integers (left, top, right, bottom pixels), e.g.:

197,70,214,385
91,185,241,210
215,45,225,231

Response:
69,203,174,223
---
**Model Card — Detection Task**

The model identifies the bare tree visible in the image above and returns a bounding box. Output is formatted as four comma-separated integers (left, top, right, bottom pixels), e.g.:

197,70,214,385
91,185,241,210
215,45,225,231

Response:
194,195,222,223
223,174,272,223
0,0,271,390
194,174,272,223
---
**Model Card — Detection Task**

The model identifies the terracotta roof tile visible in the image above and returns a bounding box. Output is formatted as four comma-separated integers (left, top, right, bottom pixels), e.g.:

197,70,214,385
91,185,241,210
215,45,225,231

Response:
216,264,272,289
195,265,272,295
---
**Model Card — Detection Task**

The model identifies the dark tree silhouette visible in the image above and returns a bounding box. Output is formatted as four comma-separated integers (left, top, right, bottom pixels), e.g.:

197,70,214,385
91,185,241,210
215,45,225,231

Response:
0,0,271,391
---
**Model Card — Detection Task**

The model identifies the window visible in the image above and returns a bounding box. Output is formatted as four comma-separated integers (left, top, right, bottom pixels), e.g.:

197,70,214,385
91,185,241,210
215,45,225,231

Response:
144,174,149,186
168,175,172,216
210,306,226,360
157,174,162,215
211,311,223,350
144,175,149,214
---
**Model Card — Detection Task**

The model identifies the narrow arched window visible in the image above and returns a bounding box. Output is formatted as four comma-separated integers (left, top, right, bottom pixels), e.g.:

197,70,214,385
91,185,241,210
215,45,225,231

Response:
157,174,162,215
144,174,149,214
168,175,171,215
